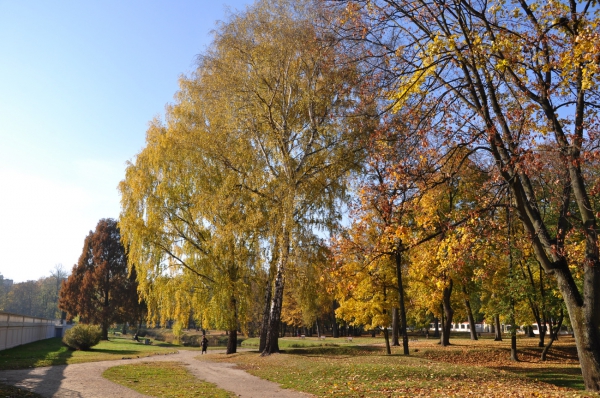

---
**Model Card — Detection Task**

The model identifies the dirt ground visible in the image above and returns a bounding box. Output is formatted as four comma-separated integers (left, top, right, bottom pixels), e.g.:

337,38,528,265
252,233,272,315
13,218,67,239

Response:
0,349,313,398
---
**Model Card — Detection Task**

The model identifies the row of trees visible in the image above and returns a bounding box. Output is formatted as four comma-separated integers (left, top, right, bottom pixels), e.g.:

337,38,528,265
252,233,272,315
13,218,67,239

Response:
117,0,600,391
0,266,67,319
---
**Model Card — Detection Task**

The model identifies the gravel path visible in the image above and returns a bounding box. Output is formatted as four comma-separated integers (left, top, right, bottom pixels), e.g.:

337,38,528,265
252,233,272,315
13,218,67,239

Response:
0,350,314,398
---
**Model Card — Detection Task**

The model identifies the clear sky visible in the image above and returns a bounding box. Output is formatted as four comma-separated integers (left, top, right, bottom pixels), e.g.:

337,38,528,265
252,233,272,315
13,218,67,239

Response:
0,0,253,283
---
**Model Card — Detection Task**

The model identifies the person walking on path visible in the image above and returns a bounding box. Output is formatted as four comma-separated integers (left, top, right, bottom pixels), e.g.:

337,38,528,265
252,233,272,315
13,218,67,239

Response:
201,335,209,354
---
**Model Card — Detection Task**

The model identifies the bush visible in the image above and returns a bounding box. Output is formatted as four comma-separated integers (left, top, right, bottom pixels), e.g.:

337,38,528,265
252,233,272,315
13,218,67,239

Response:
63,324,102,351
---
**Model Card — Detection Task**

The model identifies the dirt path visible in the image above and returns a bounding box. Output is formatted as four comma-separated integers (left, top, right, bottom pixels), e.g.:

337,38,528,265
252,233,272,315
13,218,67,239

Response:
0,350,314,398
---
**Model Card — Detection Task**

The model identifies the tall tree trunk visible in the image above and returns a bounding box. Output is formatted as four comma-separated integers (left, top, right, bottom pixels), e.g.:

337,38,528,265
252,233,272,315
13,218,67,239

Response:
101,290,109,340
382,326,391,355
261,268,284,356
463,286,477,340
226,296,238,354
556,266,600,389
227,329,237,354
440,304,445,345
262,221,292,356
392,308,400,346
394,248,409,354
509,297,518,361
494,314,502,341
441,280,454,346
259,278,272,352
259,239,279,352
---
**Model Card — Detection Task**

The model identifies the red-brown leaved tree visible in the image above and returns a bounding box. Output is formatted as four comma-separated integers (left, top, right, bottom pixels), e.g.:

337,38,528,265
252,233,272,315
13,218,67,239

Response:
59,218,142,340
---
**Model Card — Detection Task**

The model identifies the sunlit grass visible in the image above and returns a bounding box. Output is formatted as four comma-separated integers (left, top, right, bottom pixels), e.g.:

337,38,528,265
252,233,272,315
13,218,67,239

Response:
205,337,598,397
103,361,235,398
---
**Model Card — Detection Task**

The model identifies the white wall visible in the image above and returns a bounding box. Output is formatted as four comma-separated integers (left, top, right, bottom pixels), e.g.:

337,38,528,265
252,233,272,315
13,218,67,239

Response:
0,312,56,351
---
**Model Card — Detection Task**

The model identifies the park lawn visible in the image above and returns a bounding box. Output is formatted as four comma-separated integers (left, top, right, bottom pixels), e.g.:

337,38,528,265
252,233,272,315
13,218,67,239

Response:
103,361,235,398
0,336,185,371
206,336,599,398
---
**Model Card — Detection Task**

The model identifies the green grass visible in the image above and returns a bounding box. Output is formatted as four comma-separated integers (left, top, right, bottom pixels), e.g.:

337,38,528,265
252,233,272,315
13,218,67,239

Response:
517,367,586,390
103,361,235,398
0,336,185,371
205,338,599,397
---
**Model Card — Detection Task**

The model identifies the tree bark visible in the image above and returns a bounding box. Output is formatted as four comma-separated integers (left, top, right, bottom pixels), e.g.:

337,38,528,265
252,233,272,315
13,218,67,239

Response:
494,314,502,341
227,329,237,354
259,278,272,352
541,309,564,361
382,326,391,355
394,248,409,354
463,286,477,340
392,307,400,346
556,266,600,389
441,280,454,346
262,219,292,356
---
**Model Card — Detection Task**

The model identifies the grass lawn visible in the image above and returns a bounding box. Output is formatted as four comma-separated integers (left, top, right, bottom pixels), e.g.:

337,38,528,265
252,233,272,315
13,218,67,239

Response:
0,336,186,371
206,335,599,397
2,332,600,397
103,361,235,398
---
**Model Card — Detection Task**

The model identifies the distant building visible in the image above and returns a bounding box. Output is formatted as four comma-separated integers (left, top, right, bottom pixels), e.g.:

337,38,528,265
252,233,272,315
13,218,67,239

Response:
1,279,13,289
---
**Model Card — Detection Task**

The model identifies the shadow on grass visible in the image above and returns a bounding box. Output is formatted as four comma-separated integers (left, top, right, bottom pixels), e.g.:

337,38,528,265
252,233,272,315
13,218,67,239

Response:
0,338,73,397
283,345,384,358
0,383,43,397
499,365,585,390
0,338,73,370
89,348,141,355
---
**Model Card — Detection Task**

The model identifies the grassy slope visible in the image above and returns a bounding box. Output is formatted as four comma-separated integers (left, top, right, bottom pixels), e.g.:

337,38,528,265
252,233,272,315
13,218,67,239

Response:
0,336,185,371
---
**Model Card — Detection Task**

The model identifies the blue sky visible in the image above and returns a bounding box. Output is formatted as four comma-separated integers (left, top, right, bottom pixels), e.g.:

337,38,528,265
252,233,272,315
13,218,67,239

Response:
0,0,253,283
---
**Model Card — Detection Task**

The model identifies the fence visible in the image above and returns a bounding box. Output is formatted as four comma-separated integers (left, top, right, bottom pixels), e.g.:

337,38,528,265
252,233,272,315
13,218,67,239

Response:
0,312,57,351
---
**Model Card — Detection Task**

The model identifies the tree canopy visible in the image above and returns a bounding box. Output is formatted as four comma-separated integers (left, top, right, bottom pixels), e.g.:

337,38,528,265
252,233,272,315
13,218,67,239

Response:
59,218,142,340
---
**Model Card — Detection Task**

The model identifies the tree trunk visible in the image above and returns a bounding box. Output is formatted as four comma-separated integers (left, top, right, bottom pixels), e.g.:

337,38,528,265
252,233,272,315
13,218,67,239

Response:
263,271,283,355
227,329,237,354
382,327,391,355
262,222,292,356
441,280,454,346
259,278,272,352
556,266,600,390
494,314,502,341
440,305,445,345
541,309,564,361
394,248,409,355
463,286,477,340
392,307,400,346
537,320,546,347
101,322,109,341
510,330,518,361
